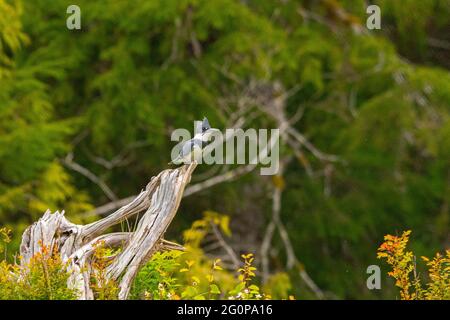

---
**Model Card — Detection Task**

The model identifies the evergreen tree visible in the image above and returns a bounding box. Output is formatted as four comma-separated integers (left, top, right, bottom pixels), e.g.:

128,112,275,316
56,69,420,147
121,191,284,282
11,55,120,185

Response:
0,0,448,298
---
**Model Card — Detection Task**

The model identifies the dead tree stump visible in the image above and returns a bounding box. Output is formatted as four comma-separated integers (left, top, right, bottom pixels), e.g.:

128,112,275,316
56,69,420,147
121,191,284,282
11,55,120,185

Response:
19,163,197,300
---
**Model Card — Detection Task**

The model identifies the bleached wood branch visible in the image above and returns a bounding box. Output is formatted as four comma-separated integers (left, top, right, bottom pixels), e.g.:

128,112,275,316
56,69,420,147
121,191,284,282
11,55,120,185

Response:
19,163,197,300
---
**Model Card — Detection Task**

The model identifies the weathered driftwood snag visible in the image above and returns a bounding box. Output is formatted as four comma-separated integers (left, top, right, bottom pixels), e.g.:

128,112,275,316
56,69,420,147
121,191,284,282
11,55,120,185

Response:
19,163,197,300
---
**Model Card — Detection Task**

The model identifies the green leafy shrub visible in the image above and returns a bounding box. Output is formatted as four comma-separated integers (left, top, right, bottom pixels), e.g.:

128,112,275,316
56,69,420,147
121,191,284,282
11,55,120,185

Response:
90,241,119,300
130,250,184,300
0,214,294,300
130,212,290,300
0,239,77,300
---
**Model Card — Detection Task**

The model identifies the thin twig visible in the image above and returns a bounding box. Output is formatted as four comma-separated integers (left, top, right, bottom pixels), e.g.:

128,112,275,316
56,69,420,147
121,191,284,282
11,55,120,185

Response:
62,153,117,201
210,222,240,269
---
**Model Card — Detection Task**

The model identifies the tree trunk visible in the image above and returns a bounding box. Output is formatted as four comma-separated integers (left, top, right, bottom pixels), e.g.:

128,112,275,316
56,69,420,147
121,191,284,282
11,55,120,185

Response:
19,163,197,300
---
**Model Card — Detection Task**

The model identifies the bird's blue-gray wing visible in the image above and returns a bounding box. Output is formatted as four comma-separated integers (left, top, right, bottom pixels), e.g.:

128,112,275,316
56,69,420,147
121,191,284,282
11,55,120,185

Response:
180,139,202,157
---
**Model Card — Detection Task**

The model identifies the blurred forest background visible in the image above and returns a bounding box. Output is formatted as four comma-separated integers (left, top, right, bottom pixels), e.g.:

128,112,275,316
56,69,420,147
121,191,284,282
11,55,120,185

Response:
0,0,449,299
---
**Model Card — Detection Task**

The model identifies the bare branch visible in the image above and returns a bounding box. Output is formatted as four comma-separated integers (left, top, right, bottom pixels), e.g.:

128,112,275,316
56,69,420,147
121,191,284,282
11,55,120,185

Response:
287,127,339,162
184,164,256,197
62,153,117,201
84,140,150,170
210,222,240,269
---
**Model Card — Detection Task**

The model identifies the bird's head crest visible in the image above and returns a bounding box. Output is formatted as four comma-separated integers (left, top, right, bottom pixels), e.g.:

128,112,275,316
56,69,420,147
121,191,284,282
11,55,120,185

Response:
201,117,211,133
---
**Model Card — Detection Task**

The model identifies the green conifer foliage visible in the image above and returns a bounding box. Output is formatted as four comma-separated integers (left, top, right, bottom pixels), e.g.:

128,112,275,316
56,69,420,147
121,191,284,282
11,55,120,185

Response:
0,0,448,298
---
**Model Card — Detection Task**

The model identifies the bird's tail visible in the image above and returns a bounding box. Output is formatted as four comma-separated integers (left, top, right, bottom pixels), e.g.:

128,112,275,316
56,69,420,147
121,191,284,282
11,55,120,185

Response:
168,157,180,166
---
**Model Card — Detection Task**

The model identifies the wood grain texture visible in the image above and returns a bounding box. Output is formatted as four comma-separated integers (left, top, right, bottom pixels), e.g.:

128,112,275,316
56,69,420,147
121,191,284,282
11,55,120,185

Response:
19,163,196,299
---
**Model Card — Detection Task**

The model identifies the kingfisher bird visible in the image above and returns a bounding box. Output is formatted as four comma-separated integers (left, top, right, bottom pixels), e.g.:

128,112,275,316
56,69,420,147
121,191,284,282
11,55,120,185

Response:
169,117,218,165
